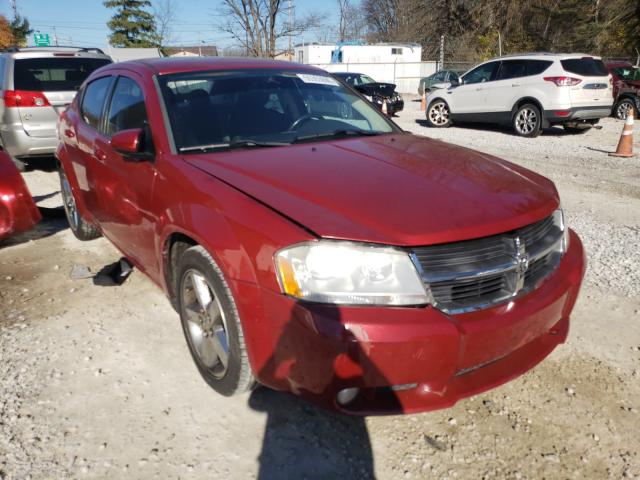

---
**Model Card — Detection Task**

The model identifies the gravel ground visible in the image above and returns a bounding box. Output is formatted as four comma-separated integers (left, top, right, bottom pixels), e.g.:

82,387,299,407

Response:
1,103,639,479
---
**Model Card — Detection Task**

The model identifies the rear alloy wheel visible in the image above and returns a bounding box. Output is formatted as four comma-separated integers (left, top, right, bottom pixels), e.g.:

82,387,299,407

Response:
614,98,636,120
178,245,254,396
427,100,451,128
58,165,101,241
513,104,542,137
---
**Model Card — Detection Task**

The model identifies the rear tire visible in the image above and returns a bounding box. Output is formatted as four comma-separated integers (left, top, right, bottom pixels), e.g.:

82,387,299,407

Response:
513,104,542,137
426,100,451,128
177,245,254,396
58,164,101,241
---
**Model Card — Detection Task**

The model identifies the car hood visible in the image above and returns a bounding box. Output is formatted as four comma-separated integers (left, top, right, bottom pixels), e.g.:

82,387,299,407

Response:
184,134,559,246
354,82,397,98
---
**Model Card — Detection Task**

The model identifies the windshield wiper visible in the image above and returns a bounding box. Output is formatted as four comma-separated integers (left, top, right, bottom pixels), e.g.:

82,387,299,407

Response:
179,139,290,153
292,129,384,143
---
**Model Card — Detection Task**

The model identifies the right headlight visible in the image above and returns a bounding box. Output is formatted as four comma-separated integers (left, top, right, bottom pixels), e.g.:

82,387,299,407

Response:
275,241,430,306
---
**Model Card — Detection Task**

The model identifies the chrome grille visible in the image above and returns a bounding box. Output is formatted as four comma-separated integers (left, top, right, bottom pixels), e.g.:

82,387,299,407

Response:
412,212,566,313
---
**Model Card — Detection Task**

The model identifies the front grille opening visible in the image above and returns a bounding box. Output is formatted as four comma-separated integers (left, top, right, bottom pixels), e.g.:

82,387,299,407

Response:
412,213,564,313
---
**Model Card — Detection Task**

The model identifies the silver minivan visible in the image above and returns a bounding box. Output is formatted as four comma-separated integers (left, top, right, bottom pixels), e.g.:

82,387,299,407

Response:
0,46,112,170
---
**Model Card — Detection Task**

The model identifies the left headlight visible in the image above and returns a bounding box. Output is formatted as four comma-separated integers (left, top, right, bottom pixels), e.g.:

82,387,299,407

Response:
275,241,430,306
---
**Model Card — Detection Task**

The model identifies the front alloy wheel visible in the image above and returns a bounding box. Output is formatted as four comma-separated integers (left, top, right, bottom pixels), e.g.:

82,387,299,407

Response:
182,269,230,379
513,104,542,137
615,99,636,120
427,100,451,128
177,245,254,396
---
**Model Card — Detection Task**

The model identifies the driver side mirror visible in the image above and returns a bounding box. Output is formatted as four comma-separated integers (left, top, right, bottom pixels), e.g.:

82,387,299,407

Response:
450,78,460,87
111,128,154,162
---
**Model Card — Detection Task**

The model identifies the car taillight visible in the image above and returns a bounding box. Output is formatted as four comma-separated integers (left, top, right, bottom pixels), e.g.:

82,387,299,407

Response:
543,76,582,86
3,90,51,108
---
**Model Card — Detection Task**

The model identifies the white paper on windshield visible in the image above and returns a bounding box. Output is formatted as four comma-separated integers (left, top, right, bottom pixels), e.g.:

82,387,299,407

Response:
296,73,339,86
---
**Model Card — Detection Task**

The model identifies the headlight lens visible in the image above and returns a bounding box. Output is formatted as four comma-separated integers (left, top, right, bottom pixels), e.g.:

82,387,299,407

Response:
364,94,373,102
275,241,430,306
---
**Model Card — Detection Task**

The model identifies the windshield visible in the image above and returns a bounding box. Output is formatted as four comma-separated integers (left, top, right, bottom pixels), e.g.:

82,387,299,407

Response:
613,66,640,81
14,57,112,92
158,69,397,152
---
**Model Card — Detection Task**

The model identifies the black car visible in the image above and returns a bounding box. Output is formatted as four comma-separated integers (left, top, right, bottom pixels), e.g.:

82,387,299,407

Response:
333,72,404,115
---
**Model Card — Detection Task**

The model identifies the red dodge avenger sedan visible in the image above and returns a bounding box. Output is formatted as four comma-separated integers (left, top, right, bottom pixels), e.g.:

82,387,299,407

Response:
56,58,585,414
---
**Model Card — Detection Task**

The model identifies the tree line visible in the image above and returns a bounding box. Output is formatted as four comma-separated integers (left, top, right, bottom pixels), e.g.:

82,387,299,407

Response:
3,0,638,62
356,0,640,61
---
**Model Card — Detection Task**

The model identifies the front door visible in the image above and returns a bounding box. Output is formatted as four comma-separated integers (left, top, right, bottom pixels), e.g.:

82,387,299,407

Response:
93,73,160,277
449,61,500,115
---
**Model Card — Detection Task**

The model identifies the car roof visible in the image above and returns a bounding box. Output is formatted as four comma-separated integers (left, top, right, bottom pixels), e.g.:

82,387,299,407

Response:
487,52,603,62
2,46,110,60
604,61,633,67
106,57,323,76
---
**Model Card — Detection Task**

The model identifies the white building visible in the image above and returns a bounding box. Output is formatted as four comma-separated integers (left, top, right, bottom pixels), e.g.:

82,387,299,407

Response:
294,43,422,65
294,43,432,95
106,47,163,62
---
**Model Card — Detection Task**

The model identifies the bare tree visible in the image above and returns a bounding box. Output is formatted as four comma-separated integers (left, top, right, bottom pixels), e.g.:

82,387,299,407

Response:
337,0,349,41
336,0,366,41
218,0,323,58
153,0,178,46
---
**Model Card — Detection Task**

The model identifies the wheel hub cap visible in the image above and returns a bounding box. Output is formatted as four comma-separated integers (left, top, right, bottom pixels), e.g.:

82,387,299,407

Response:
182,270,230,378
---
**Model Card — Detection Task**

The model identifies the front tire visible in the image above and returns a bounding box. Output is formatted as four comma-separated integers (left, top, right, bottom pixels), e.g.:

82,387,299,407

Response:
426,100,451,128
614,98,637,120
58,165,101,240
177,245,254,396
513,103,542,137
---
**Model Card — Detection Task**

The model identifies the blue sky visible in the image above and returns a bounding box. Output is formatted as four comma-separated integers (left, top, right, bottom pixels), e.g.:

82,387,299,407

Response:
0,0,338,50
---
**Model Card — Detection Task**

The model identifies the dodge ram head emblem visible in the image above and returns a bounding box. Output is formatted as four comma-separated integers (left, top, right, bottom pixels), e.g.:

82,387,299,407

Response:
514,237,529,290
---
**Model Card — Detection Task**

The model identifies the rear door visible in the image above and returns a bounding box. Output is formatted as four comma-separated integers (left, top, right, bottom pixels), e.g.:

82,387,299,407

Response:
560,57,613,108
73,75,115,215
12,56,111,138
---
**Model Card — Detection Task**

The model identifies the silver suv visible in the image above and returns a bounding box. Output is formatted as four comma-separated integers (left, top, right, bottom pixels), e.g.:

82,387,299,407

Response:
0,46,112,170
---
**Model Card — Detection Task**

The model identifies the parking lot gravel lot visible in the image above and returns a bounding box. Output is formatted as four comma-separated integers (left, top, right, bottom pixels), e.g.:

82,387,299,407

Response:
1,100,639,479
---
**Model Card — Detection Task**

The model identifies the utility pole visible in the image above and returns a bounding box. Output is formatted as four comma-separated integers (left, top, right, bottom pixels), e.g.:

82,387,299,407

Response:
439,35,444,70
10,0,17,19
53,26,59,46
288,0,294,61
498,32,502,57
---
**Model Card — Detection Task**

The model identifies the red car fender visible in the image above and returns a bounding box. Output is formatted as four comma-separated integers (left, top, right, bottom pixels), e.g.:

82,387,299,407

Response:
0,152,41,241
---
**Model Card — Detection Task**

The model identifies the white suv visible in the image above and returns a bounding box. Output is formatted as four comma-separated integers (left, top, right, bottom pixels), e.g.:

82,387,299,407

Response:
426,53,613,137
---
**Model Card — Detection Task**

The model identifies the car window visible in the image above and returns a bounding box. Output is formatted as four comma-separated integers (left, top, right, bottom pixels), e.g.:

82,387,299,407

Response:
526,60,553,75
159,70,397,152
0,57,5,89
560,58,608,77
612,67,639,81
434,71,446,81
106,76,148,136
462,62,499,84
80,76,113,130
497,60,528,80
14,57,111,92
